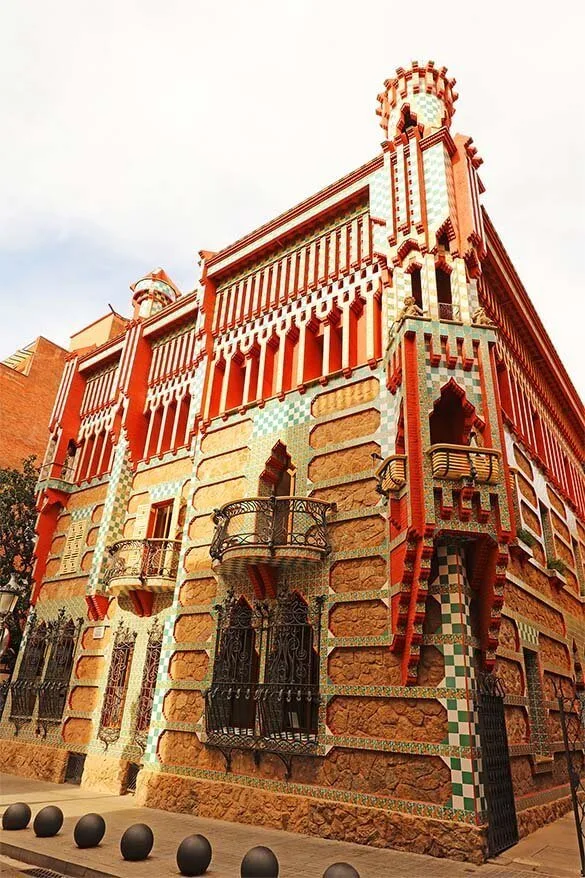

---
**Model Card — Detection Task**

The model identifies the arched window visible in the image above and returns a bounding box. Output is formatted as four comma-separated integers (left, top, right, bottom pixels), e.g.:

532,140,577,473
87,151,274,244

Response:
207,597,258,736
496,359,513,418
225,353,246,411
259,442,295,544
208,358,225,419
261,592,319,739
430,382,475,446
395,401,405,455
206,589,322,745
437,231,450,252
410,268,423,310
303,321,324,384
38,615,81,730
435,266,453,320
400,106,417,132
10,618,47,728
262,335,279,400
98,623,136,748
134,619,163,750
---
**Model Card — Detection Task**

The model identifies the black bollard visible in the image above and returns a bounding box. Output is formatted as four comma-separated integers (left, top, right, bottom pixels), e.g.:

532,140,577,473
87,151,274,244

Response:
241,845,279,877
176,833,213,876
120,823,154,861
33,806,64,838
323,864,361,878
74,813,106,848
2,803,31,831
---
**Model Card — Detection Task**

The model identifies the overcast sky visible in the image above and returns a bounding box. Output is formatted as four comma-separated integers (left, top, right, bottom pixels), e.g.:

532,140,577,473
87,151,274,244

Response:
1,1,583,398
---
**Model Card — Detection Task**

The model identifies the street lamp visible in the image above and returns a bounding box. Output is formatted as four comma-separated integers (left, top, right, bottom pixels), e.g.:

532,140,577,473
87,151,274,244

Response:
0,574,22,620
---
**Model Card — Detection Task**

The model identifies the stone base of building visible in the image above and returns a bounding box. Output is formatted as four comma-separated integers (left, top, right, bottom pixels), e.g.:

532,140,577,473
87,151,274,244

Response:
1,739,68,784
135,768,488,863
517,794,574,838
1,746,578,864
80,753,131,795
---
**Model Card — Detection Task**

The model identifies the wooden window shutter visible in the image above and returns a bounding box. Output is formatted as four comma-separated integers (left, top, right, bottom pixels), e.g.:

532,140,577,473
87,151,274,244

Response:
125,503,150,570
133,504,150,539
59,520,87,575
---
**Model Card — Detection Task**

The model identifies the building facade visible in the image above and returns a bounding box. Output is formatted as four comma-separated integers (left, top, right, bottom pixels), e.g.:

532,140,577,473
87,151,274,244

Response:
0,337,68,469
2,63,584,863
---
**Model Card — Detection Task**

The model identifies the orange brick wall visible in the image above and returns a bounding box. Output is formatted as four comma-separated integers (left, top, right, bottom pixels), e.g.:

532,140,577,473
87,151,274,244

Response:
0,337,67,469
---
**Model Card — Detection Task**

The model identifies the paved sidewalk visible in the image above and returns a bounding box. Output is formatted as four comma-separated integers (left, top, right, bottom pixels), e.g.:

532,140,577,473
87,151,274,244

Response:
0,773,580,877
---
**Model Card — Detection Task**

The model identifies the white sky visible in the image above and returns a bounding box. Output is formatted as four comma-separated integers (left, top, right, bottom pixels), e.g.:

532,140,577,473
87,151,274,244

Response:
0,0,583,399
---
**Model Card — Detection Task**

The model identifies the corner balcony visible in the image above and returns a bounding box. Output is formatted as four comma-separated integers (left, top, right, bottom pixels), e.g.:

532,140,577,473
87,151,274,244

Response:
374,454,407,496
103,539,181,595
37,460,76,492
429,444,500,485
210,496,333,571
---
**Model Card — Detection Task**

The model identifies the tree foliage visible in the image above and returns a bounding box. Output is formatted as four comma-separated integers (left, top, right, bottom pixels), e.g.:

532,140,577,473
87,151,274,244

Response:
0,456,38,667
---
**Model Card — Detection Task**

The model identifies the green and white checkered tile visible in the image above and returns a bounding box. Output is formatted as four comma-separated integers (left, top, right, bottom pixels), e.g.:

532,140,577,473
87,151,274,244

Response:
378,384,400,456
149,478,185,503
370,165,391,220
89,437,132,591
425,358,482,400
449,755,480,812
187,363,206,434
412,92,444,130
251,392,313,437
394,144,407,227
394,269,410,316
70,504,93,522
517,620,539,648
422,142,450,233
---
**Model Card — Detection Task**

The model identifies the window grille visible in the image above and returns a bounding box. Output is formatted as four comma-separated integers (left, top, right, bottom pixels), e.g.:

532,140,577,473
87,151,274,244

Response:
125,761,141,794
64,752,86,785
98,623,136,748
133,619,163,751
206,587,323,760
9,613,47,733
37,611,83,735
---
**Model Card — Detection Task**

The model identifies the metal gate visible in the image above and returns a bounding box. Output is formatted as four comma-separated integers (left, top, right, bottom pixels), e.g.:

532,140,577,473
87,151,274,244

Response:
555,682,585,876
476,674,518,857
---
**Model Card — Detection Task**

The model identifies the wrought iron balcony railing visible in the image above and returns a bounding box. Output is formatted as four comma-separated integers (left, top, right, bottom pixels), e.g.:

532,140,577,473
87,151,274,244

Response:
37,460,76,486
438,302,460,321
210,496,333,565
205,682,319,753
429,443,500,485
102,539,181,591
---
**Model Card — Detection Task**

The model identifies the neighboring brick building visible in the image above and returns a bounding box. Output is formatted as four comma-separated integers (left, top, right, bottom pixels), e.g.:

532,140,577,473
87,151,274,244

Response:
0,337,68,469
1,62,584,864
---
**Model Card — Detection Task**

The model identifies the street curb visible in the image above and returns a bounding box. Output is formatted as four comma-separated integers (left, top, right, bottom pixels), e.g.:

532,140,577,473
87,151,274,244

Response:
0,840,119,878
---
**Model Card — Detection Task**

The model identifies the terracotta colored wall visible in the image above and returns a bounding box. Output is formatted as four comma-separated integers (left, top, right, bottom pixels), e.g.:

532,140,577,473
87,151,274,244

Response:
0,337,67,468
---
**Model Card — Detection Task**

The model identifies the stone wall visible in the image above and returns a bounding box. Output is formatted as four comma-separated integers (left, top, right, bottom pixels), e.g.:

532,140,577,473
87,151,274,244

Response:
0,740,68,783
137,769,486,863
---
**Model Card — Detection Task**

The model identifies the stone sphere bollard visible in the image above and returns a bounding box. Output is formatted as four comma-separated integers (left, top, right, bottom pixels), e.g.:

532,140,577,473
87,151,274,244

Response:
120,823,154,861
2,803,31,831
323,864,361,878
74,813,106,848
240,845,279,877
176,833,213,876
33,806,64,838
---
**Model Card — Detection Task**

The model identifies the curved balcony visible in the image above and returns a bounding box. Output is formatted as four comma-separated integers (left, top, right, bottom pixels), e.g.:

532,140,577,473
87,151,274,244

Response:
429,444,500,485
210,496,333,570
375,454,407,496
37,459,76,493
103,538,181,595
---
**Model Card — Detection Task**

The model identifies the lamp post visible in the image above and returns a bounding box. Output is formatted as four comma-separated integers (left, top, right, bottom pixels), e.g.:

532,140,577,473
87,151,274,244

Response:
0,575,23,625
0,574,24,718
